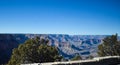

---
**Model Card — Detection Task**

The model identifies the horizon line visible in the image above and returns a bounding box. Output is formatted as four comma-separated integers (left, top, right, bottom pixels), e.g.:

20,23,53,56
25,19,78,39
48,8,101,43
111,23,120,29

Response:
0,32,117,36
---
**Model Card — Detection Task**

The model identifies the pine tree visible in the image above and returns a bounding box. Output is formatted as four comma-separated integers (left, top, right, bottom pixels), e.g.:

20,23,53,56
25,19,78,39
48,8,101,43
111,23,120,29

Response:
98,34,120,56
7,37,62,65
71,53,82,60
87,55,94,59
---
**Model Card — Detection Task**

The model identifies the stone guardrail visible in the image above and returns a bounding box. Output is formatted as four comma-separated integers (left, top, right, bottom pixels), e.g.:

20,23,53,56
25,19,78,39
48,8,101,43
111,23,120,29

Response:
21,56,120,65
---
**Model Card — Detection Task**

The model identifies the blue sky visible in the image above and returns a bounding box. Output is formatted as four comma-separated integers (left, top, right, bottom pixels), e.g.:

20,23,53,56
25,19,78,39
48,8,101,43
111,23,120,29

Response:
0,0,120,35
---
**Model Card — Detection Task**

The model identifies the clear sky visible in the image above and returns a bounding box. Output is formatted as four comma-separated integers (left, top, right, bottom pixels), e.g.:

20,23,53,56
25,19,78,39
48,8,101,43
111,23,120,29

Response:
0,0,120,35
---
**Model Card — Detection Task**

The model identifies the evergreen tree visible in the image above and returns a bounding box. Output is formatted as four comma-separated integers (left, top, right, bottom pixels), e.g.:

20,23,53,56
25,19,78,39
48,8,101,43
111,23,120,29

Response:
98,34,120,56
87,55,94,59
7,37,62,65
71,53,82,60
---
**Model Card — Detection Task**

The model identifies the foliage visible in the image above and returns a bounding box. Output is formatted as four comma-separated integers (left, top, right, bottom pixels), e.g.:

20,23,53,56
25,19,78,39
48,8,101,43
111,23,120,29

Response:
7,37,62,65
98,34,120,56
87,55,94,59
71,53,82,61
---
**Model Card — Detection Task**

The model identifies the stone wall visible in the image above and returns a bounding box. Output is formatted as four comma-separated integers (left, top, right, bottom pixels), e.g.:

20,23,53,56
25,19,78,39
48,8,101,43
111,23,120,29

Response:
21,56,120,65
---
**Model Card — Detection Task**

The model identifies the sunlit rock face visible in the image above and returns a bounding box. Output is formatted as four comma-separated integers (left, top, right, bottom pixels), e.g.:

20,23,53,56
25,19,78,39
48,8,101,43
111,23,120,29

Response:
48,35,106,59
